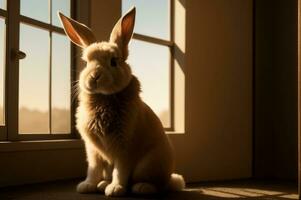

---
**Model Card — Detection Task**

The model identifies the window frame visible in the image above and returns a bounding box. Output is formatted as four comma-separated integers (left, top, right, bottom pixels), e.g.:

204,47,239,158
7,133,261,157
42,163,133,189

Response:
0,0,78,141
0,6,7,140
123,0,175,131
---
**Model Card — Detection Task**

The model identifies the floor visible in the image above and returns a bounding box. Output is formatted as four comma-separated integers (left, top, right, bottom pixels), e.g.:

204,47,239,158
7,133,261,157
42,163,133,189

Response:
0,179,298,200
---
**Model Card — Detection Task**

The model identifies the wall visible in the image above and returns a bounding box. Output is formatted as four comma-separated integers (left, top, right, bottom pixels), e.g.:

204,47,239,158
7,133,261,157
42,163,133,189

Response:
90,0,121,41
254,0,298,180
0,141,86,187
176,0,253,181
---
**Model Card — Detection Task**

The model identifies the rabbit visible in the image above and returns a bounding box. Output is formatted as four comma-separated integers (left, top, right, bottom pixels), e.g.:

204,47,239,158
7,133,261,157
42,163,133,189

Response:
58,7,185,197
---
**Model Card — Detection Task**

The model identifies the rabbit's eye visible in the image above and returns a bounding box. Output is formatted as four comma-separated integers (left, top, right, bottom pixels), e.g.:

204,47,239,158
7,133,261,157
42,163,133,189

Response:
110,57,118,67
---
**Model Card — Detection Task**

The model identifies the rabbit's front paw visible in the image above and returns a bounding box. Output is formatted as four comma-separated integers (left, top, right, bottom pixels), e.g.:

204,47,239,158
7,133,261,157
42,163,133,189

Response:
76,181,97,193
105,183,126,197
97,180,110,193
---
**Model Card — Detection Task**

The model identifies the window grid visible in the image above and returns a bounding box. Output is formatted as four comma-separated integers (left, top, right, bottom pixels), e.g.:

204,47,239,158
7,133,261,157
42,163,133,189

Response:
0,8,6,17
2,0,75,141
18,1,72,136
126,0,175,131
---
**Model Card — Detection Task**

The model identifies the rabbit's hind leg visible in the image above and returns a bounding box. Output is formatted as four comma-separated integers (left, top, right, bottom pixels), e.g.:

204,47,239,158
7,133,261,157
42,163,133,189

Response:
131,147,172,194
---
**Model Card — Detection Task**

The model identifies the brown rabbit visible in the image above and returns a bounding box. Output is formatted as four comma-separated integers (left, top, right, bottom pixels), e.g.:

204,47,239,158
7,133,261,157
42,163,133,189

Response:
58,7,185,197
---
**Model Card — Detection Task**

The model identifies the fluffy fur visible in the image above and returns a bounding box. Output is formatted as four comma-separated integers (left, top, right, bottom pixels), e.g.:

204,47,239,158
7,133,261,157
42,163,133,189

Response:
58,7,185,197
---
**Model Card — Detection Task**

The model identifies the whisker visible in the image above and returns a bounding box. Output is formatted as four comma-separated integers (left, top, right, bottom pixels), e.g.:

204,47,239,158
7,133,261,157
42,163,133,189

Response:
71,82,80,104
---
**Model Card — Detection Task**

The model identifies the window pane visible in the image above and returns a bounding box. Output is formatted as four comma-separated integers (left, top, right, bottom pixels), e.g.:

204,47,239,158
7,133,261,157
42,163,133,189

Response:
51,33,71,133
21,0,49,23
19,23,50,134
0,0,6,10
122,0,170,40
52,0,70,28
128,40,170,127
0,18,5,125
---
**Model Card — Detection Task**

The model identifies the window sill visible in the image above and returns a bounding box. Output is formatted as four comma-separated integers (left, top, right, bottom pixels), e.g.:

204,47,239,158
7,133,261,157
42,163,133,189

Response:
166,131,185,135
0,139,84,152
0,131,184,153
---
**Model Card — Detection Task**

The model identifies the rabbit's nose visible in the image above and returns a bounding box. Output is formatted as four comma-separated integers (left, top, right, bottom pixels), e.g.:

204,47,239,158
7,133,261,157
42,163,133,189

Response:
91,73,100,80
90,71,101,81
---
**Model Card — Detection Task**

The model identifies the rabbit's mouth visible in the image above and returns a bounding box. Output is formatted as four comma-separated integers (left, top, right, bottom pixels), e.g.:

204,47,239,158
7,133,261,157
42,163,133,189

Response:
83,73,115,95
86,74,102,90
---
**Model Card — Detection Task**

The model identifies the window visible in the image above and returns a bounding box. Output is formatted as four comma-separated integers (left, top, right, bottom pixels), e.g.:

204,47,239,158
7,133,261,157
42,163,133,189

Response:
122,0,174,130
0,0,74,140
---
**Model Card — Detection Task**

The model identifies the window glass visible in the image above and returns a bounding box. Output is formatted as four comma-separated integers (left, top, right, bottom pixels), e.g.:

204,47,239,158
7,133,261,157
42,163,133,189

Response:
51,33,71,133
122,0,170,40
0,0,6,10
20,0,49,23
0,18,5,125
19,23,50,134
52,0,70,27
127,39,170,127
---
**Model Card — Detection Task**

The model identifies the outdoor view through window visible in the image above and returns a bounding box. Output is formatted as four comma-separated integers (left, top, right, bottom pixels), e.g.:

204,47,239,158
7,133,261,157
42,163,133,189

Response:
18,0,71,134
123,0,171,127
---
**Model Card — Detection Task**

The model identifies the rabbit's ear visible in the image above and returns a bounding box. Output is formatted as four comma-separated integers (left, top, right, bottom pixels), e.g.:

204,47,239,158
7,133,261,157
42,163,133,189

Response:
110,7,136,59
58,12,96,48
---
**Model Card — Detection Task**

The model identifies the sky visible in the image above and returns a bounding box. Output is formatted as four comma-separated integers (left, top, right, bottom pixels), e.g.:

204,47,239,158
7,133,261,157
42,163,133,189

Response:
18,0,70,114
0,0,5,10
0,0,171,128
122,0,170,40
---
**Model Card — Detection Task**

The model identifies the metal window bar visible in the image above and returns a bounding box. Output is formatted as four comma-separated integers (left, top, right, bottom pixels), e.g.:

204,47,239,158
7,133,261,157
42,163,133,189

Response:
49,0,53,134
19,15,65,34
132,33,174,47
169,0,175,131
7,0,21,141
0,8,7,17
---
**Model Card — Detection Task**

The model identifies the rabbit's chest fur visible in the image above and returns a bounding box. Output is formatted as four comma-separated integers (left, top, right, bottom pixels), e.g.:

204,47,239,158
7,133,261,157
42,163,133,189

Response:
76,76,140,157
87,102,124,136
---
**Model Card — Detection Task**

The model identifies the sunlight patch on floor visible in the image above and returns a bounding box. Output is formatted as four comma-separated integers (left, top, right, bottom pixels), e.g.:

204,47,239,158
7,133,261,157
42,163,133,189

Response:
185,186,298,199
200,188,242,198
207,187,263,197
279,194,299,199
243,188,283,195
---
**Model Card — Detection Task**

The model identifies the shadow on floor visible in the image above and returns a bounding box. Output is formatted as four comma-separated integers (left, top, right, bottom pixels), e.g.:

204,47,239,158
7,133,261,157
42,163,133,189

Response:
0,179,298,200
